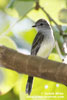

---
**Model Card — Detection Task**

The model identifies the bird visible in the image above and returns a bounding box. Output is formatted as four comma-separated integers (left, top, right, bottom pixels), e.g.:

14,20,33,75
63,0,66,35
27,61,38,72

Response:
25,19,55,95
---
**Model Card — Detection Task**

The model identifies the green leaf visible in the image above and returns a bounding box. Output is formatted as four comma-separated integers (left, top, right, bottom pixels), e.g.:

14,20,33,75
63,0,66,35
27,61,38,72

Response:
13,74,67,100
11,17,36,45
7,0,16,8
13,0,34,16
48,53,62,62
0,36,17,49
0,36,19,95
0,89,19,100
58,8,67,23
0,0,10,9
0,68,18,95
28,0,67,25
20,28,37,44
0,11,9,35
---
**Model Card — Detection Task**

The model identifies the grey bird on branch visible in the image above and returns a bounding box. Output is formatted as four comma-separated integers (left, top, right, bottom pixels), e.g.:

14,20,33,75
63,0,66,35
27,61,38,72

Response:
26,19,55,95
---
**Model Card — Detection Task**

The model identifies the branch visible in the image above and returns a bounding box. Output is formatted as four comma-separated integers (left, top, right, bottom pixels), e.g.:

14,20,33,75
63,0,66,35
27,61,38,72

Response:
40,6,63,35
34,0,67,37
0,46,67,86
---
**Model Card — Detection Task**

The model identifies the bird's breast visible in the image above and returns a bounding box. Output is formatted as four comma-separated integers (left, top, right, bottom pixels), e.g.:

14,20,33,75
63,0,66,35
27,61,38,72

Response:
37,39,54,58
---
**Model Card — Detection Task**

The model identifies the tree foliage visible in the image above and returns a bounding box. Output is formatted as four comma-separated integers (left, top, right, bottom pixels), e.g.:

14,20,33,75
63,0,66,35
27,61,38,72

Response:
0,0,67,100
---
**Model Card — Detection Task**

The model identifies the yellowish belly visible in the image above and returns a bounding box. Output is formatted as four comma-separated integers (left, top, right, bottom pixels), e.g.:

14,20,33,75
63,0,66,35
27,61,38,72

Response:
37,41,54,58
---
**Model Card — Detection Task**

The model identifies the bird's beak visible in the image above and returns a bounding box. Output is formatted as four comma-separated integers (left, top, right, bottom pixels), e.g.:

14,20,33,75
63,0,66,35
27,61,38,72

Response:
32,25,36,27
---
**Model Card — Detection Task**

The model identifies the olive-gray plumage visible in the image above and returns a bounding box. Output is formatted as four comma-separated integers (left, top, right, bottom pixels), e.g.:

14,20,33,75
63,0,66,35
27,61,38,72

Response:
26,19,55,95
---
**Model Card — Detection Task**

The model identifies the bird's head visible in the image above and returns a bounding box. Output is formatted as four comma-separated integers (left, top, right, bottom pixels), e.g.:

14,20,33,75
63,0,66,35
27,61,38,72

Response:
32,19,50,31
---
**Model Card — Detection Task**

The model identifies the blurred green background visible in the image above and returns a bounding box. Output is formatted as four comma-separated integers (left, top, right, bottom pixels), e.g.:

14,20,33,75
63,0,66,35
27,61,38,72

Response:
0,0,67,100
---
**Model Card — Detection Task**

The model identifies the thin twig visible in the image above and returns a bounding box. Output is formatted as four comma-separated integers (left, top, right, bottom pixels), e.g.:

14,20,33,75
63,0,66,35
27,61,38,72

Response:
40,6,63,34
34,1,67,37
35,0,40,10
55,41,65,60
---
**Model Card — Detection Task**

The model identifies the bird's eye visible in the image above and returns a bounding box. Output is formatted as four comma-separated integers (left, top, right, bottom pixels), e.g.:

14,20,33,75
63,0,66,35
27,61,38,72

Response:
40,23,43,26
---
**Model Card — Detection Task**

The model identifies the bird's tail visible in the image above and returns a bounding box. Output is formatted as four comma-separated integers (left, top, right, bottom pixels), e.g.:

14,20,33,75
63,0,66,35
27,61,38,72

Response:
26,76,33,95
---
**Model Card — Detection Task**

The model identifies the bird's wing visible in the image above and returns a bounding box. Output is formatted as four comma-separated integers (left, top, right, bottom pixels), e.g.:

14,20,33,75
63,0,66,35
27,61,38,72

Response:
31,32,44,55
